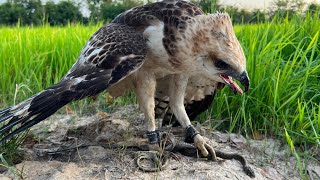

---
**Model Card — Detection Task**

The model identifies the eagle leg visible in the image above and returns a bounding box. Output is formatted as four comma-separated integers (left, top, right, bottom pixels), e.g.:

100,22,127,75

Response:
186,125,217,160
134,70,163,151
168,74,216,159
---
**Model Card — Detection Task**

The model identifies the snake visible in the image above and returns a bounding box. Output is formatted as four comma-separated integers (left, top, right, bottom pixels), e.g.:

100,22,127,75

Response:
135,151,170,172
135,132,255,178
36,132,255,177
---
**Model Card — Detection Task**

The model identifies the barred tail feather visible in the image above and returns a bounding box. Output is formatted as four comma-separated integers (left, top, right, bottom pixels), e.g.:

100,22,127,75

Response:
0,108,11,118
0,77,109,142
0,91,70,142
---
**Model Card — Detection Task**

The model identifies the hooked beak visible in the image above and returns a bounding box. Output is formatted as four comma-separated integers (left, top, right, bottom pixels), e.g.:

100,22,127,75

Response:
239,71,250,92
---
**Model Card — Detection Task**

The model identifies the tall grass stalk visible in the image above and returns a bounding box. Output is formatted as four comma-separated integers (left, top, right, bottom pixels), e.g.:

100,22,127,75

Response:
0,24,101,106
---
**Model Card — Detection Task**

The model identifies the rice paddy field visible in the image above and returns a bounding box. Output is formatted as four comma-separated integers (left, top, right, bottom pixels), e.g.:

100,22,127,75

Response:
0,13,319,169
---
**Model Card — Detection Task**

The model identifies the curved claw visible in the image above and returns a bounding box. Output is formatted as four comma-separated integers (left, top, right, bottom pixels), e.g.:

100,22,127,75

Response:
194,134,217,161
204,143,217,161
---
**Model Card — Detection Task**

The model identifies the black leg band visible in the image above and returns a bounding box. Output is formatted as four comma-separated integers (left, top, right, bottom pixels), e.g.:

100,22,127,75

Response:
147,130,159,144
185,125,199,143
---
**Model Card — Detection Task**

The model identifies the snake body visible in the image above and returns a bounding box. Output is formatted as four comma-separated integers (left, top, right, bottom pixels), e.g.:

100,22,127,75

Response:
215,150,255,178
172,140,255,178
38,132,254,177
136,133,255,178
135,151,170,172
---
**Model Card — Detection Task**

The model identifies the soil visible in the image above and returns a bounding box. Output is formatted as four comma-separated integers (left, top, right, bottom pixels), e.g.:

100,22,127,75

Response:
2,105,320,180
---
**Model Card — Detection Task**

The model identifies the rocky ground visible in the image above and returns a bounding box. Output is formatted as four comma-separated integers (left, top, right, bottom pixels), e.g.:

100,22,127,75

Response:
1,105,320,180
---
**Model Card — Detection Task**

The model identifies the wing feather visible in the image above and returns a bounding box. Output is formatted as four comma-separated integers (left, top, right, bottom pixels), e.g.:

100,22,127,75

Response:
64,23,147,90
0,23,147,141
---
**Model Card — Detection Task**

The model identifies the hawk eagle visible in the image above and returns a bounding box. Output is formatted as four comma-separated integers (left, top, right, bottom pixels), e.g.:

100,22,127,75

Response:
0,0,249,158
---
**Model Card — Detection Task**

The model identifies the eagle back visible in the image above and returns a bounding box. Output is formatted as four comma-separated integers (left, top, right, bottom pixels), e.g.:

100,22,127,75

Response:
112,0,204,56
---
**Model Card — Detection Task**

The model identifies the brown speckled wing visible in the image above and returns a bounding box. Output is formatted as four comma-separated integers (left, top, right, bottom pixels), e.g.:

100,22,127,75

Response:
64,23,147,96
0,23,147,141
112,0,204,56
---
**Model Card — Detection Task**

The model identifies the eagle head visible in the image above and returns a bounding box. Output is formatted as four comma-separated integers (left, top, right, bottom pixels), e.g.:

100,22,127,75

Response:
186,13,250,95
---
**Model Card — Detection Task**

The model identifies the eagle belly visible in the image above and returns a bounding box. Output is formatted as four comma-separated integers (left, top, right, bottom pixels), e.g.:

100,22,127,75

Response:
156,75,216,104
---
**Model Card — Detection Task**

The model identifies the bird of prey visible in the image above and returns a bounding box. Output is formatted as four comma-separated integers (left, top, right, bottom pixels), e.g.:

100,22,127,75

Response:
0,0,249,158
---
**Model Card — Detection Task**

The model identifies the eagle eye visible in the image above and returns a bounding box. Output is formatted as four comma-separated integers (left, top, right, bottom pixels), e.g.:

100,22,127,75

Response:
215,60,229,69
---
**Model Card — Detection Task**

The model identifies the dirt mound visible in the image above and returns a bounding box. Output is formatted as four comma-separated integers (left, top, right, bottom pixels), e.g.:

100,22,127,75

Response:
2,105,319,179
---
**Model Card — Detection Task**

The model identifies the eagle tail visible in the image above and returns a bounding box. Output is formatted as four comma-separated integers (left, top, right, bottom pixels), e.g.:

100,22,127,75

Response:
0,78,107,142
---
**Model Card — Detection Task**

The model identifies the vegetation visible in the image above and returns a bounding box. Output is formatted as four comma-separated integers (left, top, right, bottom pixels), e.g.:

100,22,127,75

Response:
0,0,319,26
0,24,100,105
0,0,84,26
88,0,143,23
0,0,142,26
0,0,319,178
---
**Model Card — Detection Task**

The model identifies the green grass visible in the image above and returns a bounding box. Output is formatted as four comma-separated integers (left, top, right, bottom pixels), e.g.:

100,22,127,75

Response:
0,23,102,106
0,13,319,175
